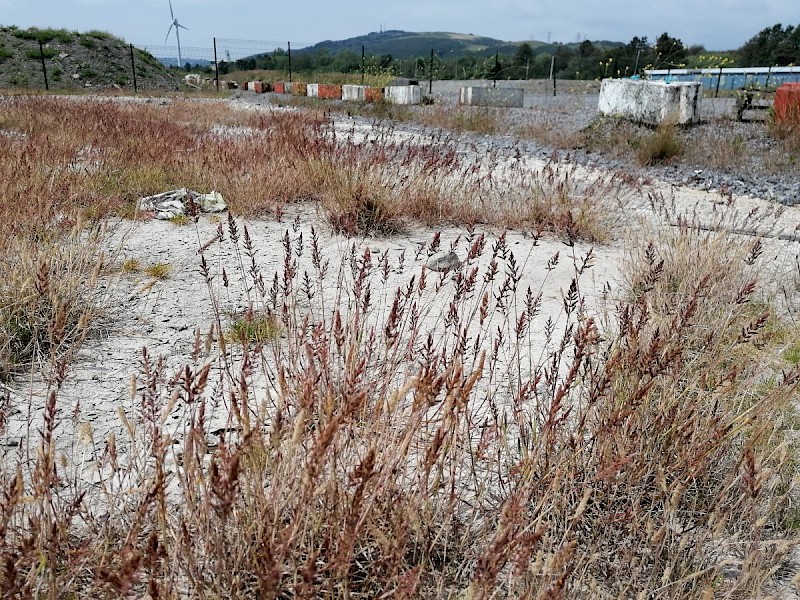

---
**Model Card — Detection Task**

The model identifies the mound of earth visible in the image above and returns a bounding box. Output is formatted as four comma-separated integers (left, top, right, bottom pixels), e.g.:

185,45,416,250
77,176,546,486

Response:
0,26,180,91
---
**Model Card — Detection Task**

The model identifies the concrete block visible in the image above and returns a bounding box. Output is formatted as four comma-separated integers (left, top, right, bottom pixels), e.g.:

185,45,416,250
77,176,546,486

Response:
775,82,800,124
385,85,422,105
459,86,524,108
291,83,307,96
598,79,701,126
318,84,342,99
306,83,319,98
253,81,264,94
343,85,366,102
272,82,285,94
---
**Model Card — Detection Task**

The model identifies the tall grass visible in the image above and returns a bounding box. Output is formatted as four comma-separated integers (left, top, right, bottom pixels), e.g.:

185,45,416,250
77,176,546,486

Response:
0,96,797,597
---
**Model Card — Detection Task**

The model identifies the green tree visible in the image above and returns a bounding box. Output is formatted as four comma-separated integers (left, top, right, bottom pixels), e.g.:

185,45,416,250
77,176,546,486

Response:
655,32,686,67
514,42,534,66
738,23,800,66
577,40,595,57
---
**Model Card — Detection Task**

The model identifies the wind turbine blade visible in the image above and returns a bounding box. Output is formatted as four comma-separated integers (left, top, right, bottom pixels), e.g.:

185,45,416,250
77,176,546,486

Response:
169,0,175,20
177,24,189,30
165,23,174,44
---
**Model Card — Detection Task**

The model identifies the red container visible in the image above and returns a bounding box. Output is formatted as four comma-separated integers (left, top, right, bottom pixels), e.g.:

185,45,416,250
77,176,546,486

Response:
775,82,800,124
272,81,285,94
365,87,384,103
317,84,342,99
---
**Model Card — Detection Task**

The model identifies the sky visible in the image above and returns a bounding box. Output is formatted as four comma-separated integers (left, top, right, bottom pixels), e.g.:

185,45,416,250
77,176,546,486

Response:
1,0,798,59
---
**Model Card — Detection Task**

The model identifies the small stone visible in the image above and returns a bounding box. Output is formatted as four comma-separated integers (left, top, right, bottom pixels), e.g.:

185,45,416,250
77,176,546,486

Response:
426,251,461,273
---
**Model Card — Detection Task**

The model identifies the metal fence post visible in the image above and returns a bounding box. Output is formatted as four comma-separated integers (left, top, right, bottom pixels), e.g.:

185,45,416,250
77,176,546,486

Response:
213,37,219,91
38,41,49,91
361,44,365,85
129,44,138,94
288,41,292,82
429,49,433,94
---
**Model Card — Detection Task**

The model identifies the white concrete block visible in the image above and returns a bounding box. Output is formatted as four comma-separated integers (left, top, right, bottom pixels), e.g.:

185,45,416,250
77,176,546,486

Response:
598,79,701,126
459,87,524,108
342,85,366,102
307,83,319,98
385,85,422,105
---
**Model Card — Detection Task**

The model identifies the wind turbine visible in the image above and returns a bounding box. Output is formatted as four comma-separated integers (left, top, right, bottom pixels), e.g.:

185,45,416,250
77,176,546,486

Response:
165,0,188,67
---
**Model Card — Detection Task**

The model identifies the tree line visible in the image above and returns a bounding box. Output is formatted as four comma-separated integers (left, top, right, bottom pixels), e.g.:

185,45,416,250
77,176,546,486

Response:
206,23,799,80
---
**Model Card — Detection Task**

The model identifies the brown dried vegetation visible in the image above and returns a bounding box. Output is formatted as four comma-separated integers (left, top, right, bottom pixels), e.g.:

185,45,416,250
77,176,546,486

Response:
0,96,798,598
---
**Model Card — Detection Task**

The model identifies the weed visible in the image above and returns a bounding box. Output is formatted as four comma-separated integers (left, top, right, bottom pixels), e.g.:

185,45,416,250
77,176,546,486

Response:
169,214,191,226
120,258,141,273
25,47,56,60
636,123,684,165
226,310,280,344
143,262,170,279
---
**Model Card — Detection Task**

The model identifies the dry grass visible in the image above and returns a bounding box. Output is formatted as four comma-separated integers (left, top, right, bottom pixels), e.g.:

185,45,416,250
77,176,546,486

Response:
0,94,798,598
1,211,797,597
0,95,625,376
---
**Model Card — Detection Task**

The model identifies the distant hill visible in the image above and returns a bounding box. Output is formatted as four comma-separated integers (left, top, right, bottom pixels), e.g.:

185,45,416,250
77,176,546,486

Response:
296,30,529,59
0,26,180,91
294,30,625,60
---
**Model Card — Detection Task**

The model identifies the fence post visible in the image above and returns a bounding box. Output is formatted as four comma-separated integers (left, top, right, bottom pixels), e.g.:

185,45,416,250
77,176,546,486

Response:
287,41,292,82
715,66,722,98
493,53,498,88
429,49,433,94
129,44,138,94
38,40,49,91
551,56,556,96
213,37,219,91
361,44,365,85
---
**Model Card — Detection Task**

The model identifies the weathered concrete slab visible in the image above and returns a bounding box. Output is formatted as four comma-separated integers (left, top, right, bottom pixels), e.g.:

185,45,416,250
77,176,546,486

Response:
598,79,701,126
385,85,422,105
342,85,383,102
459,86,524,107
342,84,366,102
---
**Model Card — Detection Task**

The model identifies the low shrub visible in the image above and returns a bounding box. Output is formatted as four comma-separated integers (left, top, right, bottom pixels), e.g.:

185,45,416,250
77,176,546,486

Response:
636,123,684,165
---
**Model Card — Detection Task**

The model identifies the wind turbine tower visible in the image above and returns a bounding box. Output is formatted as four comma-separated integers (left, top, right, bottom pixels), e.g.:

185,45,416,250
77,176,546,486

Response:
165,0,189,67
